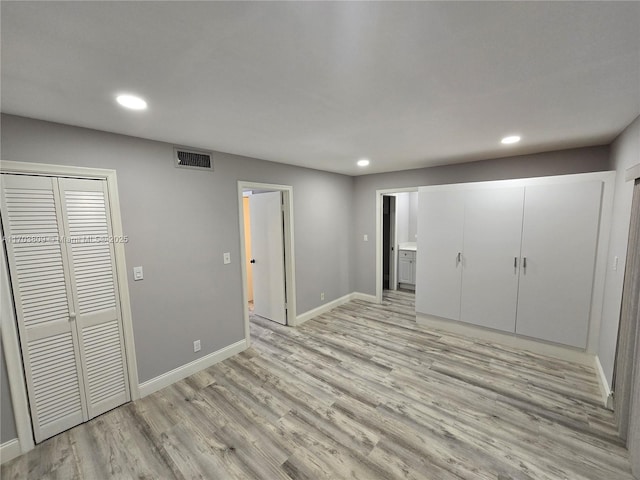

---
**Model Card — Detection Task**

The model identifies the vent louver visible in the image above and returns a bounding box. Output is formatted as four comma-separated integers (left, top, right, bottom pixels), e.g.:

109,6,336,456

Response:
174,147,213,171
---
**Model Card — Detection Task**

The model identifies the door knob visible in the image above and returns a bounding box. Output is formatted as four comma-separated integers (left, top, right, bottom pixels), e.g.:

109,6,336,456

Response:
250,259,256,264
69,312,76,321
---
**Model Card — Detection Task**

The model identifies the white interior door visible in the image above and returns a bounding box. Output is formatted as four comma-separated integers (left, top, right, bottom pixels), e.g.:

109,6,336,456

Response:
416,189,465,320
516,181,603,348
249,191,287,325
1,174,87,442
58,178,130,418
460,187,524,332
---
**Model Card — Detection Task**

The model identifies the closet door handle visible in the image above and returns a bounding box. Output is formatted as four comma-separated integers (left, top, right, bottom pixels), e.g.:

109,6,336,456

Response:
514,257,518,268
523,257,527,271
456,252,462,264
69,311,76,321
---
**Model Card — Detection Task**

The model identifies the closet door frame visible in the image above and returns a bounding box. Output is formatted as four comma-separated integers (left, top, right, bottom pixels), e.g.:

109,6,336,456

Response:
0,160,139,457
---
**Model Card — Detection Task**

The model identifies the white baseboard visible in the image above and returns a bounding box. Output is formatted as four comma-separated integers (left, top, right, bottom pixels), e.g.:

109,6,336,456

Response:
139,339,248,397
594,355,613,409
351,292,378,303
1,439,21,465
295,291,380,326
296,293,354,326
416,313,594,366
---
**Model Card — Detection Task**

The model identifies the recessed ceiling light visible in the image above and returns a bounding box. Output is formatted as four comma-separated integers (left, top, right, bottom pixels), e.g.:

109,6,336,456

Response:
116,94,147,110
501,135,521,145
357,159,370,167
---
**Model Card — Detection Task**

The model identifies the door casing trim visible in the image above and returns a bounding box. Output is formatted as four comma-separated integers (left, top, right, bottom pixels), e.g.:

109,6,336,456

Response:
237,181,297,340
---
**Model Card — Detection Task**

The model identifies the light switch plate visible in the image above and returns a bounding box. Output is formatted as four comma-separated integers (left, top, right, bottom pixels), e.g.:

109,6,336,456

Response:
133,266,144,281
223,252,231,264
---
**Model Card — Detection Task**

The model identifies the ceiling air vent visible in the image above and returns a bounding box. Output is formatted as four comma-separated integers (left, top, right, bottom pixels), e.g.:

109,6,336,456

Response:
174,147,213,171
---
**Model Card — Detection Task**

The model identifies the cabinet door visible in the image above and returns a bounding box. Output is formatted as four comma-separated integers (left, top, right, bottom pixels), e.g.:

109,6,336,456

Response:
416,189,464,320
516,181,603,348
398,255,413,284
461,187,524,332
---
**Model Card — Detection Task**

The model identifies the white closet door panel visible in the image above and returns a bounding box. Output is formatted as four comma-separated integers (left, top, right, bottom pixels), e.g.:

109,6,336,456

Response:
460,187,524,332
516,181,603,348
416,189,465,320
81,320,128,411
0,174,87,442
28,331,84,439
58,177,130,418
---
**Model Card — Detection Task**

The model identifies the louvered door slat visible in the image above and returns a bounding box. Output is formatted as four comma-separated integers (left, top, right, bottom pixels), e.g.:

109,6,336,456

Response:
22,290,69,305
59,178,129,419
19,278,67,291
21,304,69,319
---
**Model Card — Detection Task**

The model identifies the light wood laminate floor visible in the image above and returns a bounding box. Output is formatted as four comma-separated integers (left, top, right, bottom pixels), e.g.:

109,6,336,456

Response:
2,291,634,479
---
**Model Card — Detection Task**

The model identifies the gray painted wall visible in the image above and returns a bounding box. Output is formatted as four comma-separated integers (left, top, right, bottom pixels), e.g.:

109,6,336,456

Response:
1,342,18,443
394,192,418,245
352,146,611,296
599,115,640,387
0,114,354,444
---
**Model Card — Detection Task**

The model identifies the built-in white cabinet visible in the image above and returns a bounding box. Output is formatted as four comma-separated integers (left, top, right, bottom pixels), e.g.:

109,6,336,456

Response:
398,250,416,287
416,174,608,349
515,181,603,347
460,186,524,332
415,190,464,320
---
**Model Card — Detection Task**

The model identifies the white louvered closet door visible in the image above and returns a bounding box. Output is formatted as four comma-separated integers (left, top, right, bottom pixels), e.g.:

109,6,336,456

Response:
0,174,88,442
58,178,130,419
1,174,130,443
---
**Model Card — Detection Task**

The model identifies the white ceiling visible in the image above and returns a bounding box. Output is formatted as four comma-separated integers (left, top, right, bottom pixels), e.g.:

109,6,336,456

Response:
2,2,639,176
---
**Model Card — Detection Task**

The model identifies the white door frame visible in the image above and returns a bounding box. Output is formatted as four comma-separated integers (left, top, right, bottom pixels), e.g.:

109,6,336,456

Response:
237,182,296,339
375,187,419,304
0,160,139,458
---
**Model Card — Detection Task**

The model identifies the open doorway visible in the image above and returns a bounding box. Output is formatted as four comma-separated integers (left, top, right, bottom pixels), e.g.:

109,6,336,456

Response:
238,182,297,342
376,188,419,303
382,195,396,290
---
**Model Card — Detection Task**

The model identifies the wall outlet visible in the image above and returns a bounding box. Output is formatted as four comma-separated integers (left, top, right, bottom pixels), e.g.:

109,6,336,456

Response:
193,340,201,352
320,292,325,301
363,234,368,241
223,252,231,264
613,256,619,271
